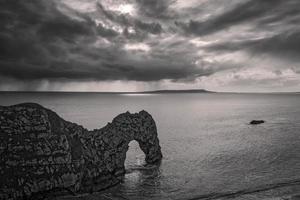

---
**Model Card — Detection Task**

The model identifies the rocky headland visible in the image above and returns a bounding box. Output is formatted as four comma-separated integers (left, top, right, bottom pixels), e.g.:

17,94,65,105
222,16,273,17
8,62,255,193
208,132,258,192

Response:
0,103,162,199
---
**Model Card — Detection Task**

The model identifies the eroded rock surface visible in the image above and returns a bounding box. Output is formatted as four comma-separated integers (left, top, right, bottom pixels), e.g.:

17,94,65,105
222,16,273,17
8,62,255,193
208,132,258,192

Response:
0,103,162,199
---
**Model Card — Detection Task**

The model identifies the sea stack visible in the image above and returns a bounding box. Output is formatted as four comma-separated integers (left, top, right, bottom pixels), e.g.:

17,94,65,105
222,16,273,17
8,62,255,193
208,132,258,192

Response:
0,103,162,200
250,120,265,125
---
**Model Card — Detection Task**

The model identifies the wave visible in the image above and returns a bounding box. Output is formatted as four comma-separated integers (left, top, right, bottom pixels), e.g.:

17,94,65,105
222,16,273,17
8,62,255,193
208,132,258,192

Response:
186,179,300,200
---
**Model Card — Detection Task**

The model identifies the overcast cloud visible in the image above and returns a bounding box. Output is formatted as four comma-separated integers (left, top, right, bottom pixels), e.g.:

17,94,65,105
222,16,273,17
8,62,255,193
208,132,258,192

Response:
0,0,299,92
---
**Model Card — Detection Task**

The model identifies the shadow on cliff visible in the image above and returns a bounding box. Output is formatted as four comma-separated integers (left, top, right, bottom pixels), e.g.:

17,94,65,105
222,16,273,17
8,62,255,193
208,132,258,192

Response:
0,103,163,200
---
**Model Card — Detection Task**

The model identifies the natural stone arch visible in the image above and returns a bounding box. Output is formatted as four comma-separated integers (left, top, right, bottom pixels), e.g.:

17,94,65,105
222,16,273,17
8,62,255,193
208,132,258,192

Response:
106,110,162,163
0,103,162,200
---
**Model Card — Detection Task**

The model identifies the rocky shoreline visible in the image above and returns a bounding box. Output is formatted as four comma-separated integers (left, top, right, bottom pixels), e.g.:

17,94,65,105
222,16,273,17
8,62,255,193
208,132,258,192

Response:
0,103,162,199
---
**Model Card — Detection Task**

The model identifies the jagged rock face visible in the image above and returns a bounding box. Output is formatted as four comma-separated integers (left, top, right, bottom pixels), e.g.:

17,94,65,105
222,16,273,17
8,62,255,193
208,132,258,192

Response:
0,103,162,199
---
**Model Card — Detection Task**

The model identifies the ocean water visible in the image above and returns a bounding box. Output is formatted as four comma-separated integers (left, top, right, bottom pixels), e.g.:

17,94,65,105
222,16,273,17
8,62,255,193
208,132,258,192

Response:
1,92,300,199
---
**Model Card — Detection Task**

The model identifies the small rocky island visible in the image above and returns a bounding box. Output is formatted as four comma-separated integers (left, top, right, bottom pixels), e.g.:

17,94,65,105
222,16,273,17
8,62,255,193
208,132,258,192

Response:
250,120,265,125
0,103,162,199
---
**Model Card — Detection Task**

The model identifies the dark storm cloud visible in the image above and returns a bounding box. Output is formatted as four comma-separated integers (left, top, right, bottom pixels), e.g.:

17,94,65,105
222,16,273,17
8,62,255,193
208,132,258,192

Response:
0,0,172,82
205,30,300,64
96,2,163,35
0,0,206,82
135,0,174,18
96,23,119,38
0,0,300,91
0,56,211,82
0,0,97,61
37,16,95,42
0,0,97,41
176,0,286,36
96,2,131,26
174,0,300,70
134,21,162,35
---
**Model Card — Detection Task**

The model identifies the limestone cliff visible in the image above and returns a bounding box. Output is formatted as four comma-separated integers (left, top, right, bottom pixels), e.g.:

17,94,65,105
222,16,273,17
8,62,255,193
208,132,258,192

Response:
0,103,162,199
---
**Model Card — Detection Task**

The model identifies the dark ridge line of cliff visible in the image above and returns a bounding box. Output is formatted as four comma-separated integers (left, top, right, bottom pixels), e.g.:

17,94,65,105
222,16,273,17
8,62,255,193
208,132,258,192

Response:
186,178,300,200
140,89,215,94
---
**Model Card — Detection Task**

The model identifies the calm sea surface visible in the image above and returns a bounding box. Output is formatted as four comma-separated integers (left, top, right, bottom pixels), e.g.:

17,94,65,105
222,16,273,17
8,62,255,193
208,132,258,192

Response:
1,92,300,199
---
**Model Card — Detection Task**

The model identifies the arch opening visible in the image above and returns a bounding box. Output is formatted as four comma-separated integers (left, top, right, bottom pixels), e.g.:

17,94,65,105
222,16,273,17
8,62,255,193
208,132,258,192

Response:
125,140,146,170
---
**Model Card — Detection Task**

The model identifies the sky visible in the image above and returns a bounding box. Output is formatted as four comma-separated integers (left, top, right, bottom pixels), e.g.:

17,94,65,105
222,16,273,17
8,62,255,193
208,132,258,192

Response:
0,0,300,92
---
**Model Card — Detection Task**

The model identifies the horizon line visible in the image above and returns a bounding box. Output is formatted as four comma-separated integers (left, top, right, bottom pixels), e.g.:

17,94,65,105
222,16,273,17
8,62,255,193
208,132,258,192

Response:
0,89,299,94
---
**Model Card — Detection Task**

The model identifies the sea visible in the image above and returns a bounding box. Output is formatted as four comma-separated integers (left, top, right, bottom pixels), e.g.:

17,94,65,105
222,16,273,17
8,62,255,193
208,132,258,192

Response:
1,92,300,200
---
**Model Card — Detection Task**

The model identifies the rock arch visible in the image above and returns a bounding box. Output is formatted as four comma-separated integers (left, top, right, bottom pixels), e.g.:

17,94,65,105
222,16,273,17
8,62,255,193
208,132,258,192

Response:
0,103,162,199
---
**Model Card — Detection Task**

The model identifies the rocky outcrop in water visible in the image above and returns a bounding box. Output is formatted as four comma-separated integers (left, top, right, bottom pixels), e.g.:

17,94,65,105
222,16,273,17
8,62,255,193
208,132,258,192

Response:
250,120,265,125
0,103,162,199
